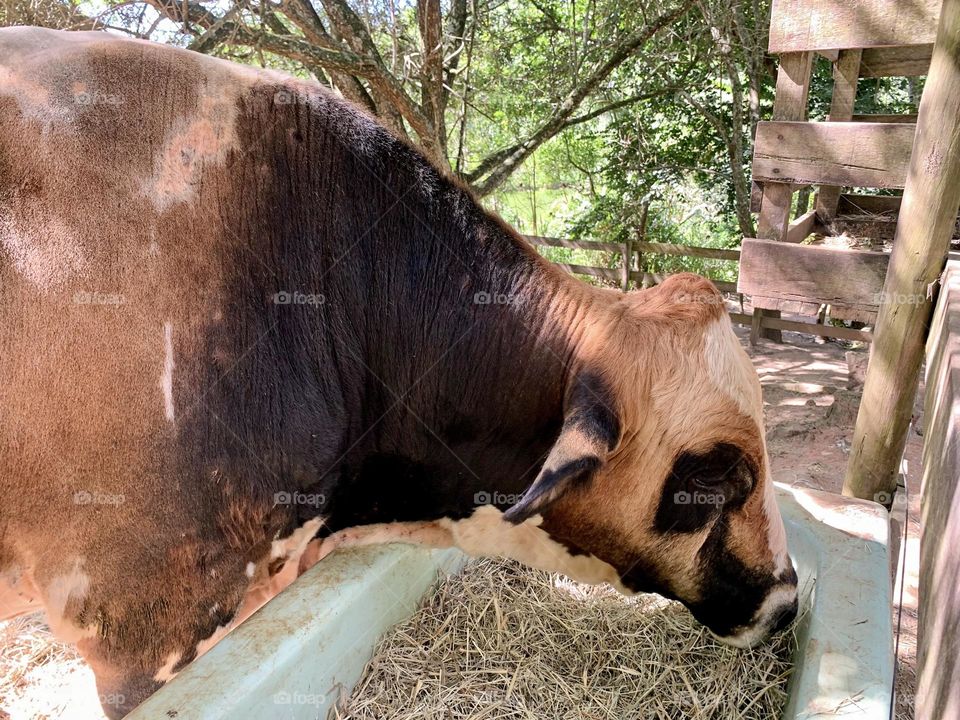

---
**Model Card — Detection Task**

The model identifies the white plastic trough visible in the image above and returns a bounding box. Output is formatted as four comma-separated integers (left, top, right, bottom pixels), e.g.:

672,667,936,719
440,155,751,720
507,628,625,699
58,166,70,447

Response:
129,484,894,719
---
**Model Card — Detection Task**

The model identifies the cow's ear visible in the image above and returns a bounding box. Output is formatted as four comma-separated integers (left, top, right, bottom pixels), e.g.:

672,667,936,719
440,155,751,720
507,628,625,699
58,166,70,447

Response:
504,374,621,523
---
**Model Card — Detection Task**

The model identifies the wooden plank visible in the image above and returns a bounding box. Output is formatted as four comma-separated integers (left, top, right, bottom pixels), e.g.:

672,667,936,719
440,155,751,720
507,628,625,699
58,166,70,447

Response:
818,49,862,219
769,0,940,53
727,312,868,343
750,180,763,213
785,209,819,243
525,235,622,253
553,263,739,294
851,113,919,123
738,237,889,317
554,263,621,280
838,193,903,215
749,308,764,345
753,121,917,189
633,241,740,261
919,260,960,720
761,316,873,342
860,44,933,77
757,52,815,242
845,0,960,506
630,271,737,294
748,294,879,324
826,215,899,241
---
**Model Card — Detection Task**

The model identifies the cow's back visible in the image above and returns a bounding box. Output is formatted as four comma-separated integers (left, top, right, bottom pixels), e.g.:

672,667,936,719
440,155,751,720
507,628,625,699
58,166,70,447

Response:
0,31,365,701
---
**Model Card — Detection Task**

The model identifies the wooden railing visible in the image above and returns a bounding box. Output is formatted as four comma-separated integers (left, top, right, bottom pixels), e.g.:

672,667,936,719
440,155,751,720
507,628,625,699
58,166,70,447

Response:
523,234,873,342
523,235,740,293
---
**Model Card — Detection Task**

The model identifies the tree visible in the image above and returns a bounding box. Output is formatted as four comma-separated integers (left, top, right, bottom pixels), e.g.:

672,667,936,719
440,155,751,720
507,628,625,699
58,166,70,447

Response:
44,0,694,196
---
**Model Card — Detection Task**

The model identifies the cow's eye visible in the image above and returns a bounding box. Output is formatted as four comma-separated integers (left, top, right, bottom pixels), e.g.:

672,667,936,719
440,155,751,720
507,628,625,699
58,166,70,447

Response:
655,443,757,533
692,473,726,487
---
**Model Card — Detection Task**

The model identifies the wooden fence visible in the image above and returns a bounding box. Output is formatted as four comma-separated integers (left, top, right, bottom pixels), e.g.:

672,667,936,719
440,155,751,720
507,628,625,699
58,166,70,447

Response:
918,259,960,720
524,234,873,342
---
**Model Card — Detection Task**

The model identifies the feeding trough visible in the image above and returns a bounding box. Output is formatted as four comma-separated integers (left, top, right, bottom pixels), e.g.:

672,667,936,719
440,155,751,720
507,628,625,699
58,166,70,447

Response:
127,484,893,720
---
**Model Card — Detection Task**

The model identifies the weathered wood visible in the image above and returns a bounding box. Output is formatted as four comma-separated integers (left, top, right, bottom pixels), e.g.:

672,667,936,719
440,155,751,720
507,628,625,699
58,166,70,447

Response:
833,195,960,240
524,235,622,253
761,315,873,342
860,44,933,78
730,310,873,342
750,180,763,213
845,0,960,506
818,49,862,219
554,263,621,281
825,215,900,241
755,52,814,343
753,121,917,189
918,261,960,720
552,261,738,295
632,271,737,294
851,113,920,124
757,52,814,242
785,209,819,243
769,0,940,53
738,238,889,321
749,308,764,345
634,241,740,261
838,193,903,216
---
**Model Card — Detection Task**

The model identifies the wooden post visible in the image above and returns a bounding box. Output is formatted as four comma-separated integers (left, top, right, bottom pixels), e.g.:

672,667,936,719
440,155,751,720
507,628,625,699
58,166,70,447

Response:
816,49,862,220
756,52,814,240
752,51,813,344
635,203,650,289
843,0,960,502
620,237,631,292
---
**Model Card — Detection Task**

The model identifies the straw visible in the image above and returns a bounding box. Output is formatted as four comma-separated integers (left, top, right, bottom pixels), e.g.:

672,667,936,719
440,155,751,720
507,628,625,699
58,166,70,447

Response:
336,557,799,720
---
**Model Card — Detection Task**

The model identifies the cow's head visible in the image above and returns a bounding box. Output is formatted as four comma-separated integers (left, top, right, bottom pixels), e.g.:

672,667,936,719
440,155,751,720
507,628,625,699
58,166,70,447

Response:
507,273,797,647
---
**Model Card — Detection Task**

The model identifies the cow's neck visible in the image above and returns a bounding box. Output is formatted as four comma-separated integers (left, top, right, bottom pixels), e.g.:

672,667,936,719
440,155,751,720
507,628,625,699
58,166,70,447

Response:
323,190,606,530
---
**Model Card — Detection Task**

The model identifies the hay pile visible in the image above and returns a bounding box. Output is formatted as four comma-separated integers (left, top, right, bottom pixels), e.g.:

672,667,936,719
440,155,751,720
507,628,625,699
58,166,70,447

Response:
337,558,797,720
0,612,106,720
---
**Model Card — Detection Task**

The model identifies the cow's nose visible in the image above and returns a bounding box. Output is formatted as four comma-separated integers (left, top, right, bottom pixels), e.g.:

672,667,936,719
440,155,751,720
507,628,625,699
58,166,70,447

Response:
770,595,799,634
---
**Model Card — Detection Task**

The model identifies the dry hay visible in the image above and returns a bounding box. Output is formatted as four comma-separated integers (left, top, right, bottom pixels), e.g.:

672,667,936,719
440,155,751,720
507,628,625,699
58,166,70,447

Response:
337,557,798,720
0,612,107,720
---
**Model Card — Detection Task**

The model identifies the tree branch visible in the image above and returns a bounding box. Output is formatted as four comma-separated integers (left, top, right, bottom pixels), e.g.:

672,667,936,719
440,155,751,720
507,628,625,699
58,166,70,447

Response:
470,0,697,196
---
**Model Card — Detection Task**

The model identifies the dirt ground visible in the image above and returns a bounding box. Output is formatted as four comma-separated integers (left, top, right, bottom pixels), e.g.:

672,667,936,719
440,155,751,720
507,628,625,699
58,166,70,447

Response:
0,329,921,720
738,326,920,720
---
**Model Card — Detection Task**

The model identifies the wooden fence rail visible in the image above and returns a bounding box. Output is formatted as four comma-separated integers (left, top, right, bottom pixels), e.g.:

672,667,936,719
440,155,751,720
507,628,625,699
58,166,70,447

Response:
523,234,872,342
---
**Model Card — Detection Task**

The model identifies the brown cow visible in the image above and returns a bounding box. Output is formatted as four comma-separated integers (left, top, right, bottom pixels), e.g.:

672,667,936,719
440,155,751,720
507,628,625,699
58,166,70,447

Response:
0,27,797,718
